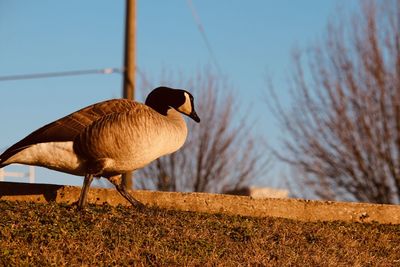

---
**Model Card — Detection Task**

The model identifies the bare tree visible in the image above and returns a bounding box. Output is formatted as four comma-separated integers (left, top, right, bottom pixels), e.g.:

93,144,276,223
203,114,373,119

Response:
136,69,271,193
267,0,400,203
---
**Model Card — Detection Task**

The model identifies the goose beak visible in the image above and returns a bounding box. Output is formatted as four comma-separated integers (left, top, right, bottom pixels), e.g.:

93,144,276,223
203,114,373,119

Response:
190,110,200,123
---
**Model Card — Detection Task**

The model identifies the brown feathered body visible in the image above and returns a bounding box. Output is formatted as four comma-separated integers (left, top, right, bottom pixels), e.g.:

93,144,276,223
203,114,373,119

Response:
0,99,187,177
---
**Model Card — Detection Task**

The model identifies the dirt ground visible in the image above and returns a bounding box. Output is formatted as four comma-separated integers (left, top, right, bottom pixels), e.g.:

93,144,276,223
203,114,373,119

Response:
0,200,399,266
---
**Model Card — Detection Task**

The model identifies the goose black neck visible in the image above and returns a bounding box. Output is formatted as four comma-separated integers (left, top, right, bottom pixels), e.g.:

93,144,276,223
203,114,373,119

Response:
145,101,170,116
145,87,176,116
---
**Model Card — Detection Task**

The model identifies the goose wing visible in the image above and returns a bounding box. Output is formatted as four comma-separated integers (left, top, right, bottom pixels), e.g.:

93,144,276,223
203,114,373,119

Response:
0,99,138,166
73,104,158,160
74,105,186,168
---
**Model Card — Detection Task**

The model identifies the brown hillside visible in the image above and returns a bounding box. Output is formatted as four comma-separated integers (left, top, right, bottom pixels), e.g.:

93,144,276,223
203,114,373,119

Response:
0,200,399,266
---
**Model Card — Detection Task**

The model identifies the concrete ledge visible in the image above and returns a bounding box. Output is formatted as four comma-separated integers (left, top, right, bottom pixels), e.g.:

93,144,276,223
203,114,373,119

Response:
1,181,400,224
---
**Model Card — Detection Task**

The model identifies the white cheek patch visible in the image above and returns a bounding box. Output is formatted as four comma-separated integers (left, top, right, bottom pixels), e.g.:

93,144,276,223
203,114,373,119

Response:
178,92,193,115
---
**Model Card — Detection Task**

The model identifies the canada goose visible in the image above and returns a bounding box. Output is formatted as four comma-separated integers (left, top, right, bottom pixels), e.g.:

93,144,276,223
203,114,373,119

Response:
0,86,200,209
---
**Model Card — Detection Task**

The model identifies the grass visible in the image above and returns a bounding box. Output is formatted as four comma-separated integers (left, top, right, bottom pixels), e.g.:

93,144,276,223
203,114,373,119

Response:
0,200,399,266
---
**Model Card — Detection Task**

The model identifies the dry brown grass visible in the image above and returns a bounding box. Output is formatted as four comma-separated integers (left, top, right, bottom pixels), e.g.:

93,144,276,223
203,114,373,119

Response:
0,200,399,266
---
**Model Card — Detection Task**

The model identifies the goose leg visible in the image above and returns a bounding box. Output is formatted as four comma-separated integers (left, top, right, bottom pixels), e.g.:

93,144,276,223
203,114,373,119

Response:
77,174,94,210
108,175,145,209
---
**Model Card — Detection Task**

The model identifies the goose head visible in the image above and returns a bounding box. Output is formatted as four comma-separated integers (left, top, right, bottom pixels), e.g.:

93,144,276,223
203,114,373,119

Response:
145,86,200,123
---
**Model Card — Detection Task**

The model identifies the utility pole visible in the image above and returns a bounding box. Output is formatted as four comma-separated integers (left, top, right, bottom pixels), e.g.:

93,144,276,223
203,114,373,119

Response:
122,0,136,189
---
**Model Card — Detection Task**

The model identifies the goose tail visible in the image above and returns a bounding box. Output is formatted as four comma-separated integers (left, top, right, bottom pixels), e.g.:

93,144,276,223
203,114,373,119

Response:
0,152,9,169
0,159,6,169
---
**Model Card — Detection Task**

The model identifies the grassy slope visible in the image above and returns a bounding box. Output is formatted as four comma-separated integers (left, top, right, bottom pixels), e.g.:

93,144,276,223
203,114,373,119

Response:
0,200,399,266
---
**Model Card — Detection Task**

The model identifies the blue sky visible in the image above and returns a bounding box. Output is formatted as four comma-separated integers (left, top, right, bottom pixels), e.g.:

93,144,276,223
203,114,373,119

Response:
0,0,354,187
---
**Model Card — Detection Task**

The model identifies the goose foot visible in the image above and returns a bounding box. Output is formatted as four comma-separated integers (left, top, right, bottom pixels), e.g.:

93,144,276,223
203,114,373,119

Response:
76,174,94,210
108,175,145,210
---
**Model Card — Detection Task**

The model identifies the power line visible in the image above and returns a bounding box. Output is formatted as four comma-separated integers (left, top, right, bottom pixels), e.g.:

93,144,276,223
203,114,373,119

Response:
186,0,222,74
0,67,122,82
